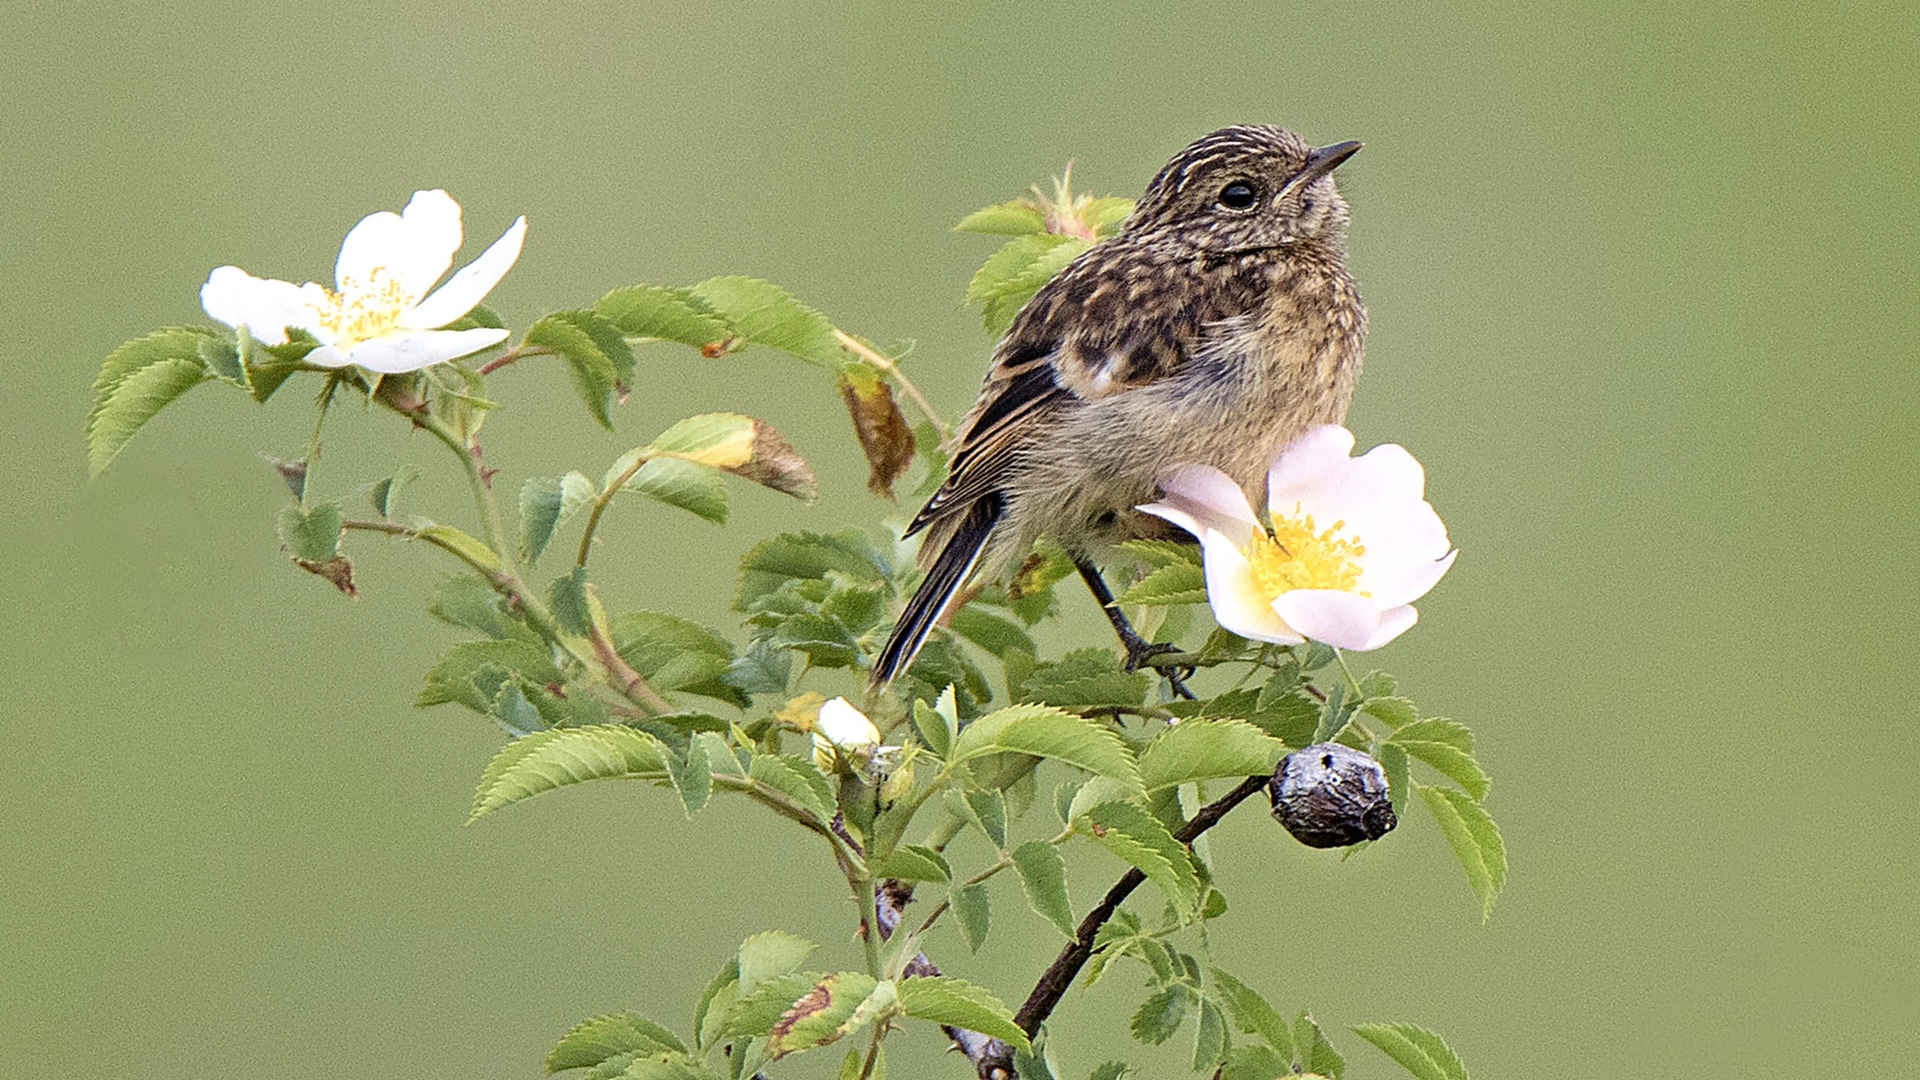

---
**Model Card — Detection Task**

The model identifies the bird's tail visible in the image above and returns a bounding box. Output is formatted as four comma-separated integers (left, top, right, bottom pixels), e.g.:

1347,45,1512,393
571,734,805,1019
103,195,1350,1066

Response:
870,496,1002,689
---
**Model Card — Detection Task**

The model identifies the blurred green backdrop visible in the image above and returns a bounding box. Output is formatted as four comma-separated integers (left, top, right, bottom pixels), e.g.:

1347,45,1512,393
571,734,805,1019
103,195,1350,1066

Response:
5,1,1917,1077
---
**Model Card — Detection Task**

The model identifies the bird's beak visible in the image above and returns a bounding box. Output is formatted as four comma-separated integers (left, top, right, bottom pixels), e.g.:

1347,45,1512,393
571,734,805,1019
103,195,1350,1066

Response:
1285,140,1363,195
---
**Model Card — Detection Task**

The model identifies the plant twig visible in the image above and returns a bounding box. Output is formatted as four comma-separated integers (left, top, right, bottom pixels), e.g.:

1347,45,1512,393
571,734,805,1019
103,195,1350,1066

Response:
833,329,951,441
978,774,1272,1079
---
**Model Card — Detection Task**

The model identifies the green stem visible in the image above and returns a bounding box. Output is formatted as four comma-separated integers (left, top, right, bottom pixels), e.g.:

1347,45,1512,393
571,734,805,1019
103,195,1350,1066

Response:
576,452,654,567
1334,649,1367,702
855,1022,885,1080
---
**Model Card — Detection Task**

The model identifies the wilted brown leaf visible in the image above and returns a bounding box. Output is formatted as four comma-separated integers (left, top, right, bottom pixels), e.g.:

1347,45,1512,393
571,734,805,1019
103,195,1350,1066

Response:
293,555,358,597
838,367,914,499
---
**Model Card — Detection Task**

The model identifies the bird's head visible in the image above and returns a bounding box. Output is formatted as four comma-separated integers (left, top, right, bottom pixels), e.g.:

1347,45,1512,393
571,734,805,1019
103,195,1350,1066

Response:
1125,125,1361,253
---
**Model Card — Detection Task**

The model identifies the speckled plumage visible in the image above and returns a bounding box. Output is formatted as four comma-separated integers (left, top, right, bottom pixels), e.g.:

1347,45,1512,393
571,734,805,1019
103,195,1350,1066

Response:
873,125,1367,687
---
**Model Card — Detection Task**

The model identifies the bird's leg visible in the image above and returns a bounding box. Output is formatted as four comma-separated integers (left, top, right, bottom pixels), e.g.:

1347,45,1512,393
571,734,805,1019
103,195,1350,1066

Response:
1072,554,1195,700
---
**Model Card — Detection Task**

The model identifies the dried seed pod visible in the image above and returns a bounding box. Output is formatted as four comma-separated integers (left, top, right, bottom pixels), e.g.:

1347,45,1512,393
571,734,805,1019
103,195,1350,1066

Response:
1271,742,1397,848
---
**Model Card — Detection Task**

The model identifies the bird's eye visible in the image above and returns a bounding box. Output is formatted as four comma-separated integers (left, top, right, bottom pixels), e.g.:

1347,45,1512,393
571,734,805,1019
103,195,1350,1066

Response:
1218,181,1257,209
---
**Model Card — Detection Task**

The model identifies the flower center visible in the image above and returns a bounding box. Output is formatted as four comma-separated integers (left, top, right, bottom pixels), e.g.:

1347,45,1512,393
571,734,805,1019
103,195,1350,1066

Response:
1246,510,1368,598
315,267,414,346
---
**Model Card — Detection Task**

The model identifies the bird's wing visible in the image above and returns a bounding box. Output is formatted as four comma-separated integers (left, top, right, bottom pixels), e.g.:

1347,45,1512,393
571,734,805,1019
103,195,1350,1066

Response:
907,244,1222,540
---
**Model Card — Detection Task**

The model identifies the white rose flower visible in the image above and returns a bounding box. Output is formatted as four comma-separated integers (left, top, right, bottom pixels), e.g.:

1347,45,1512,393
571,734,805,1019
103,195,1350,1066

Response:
1138,426,1457,651
200,189,525,374
812,697,883,772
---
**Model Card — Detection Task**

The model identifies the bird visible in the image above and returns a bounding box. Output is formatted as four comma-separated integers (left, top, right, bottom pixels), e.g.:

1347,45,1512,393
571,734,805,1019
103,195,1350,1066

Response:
871,125,1367,690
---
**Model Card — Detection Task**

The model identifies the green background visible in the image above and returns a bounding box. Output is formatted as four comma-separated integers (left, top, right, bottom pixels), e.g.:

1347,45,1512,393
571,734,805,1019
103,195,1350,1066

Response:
6,1,1917,1077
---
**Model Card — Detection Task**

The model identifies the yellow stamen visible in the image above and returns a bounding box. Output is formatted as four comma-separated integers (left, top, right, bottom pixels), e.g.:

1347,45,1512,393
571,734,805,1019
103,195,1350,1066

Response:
1246,510,1368,597
315,266,413,346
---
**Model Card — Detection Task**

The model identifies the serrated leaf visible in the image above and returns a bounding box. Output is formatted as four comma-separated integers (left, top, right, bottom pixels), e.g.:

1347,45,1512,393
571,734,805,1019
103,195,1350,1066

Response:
645,413,817,501
951,882,990,953
895,976,1030,1053
1209,969,1293,1059
763,971,880,1059
1014,648,1147,710
1086,1064,1132,1080
488,680,547,736
1417,783,1507,920
837,365,915,498
738,930,817,993
747,753,833,821
959,788,1007,849
966,235,1089,335
594,284,731,348
870,844,951,884
623,456,729,524
470,725,670,820
1083,801,1200,916
527,312,621,429
689,276,839,365
1388,728,1489,801
427,574,519,639
911,699,953,759
1350,1022,1469,1080
1220,1046,1290,1080
1130,985,1191,1045
954,201,1046,235
611,611,745,707
418,639,563,711
520,477,567,563
723,639,791,695
87,328,220,474
547,1013,687,1072
1362,695,1418,728
1194,998,1229,1071
1296,1011,1345,1079
693,959,739,1050
556,308,638,386
1137,719,1286,792
549,567,591,635
727,971,823,1038
666,737,713,816
946,606,1037,661
277,502,343,562
1113,561,1207,606
1379,742,1410,822
951,704,1143,793
735,531,892,610
1011,840,1075,937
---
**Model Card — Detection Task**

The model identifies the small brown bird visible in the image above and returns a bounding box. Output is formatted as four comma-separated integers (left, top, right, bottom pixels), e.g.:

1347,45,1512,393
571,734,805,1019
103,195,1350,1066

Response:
872,125,1367,688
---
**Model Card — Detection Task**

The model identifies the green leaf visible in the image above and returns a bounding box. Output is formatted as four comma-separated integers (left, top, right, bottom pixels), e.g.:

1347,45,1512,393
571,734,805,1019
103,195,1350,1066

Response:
895,976,1030,1053
413,523,504,573
1082,801,1200,916
1208,969,1293,1059
1362,695,1419,728
723,639,791,695
418,639,563,711
738,930,816,993
1252,676,1321,747
594,285,731,348
1417,783,1507,920
763,971,881,1059
1112,561,1207,606
965,234,1084,335
1085,1064,1132,1080
747,753,833,822
666,737,713,816
727,971,823,1038
1193,998,1229,1071
277,502,343,562
1010,840,1075,937
954,201,1046,235
1379,743,1410,821
692,959,739,1050
1350,1022,1469,1080
689,276,839,365
911,698,954,759
520,477,567,563
611,611,746,707
547,1013,687,1072
470,725,670,820
1219,1046,1290,1080
367,467,414,519
557,308,638,385
1015,647,1150,710
951,882,990,953
426,575,521,639
619,456,729,525
549,567,591,636
958,788,1007,849
947,606,1037,661
488,681,547,736
87,327,220,474
1387,721,1488,801
1137,719,1286,792
527,312,622,429
871,844,951,884
1296,1011,1345,1078
736,531,892,610
1130,984,1191,1045
951,704,1143,794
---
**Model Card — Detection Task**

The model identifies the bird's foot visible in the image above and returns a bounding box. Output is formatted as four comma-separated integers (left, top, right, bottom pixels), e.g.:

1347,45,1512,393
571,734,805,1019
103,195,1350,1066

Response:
1121,638,1197,701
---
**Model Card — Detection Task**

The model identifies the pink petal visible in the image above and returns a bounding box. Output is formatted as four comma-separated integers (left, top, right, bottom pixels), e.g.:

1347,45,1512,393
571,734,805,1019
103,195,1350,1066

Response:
1265,426,1357,509
402,215,526,330
1361,549,1458,609
1152,465,1261,536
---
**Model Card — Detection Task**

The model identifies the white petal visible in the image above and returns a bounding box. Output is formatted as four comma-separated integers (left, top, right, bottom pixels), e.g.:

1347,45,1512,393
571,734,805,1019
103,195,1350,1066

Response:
1271,589,1383,651
199,266,326,345
1359,605,1419,650
1137,499,1204,540
335,189,462,302
402,215,526,330
338,328,509,373
1362,549,1458,609
1152,464,1261,536
817,697,881,747
1265,426,1357,512
1197,529,1301,644
304,344,354,369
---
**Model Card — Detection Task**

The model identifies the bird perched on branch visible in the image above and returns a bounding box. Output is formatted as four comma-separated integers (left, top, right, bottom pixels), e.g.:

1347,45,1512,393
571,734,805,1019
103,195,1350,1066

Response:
872,125,1367,689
